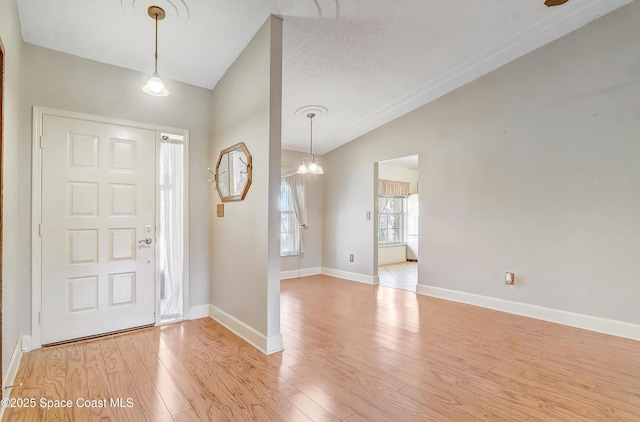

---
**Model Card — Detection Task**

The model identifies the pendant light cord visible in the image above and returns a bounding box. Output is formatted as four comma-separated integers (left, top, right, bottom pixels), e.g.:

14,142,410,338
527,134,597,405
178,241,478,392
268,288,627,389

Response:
308,113,314,158
154,12,159,73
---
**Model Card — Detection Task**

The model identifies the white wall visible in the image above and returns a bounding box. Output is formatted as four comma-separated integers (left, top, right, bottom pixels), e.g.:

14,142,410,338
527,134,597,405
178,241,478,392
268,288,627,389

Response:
280,149,323,276
20,44,212,334
1,0,24,379
322,1,640,326
378,246,406,266
209,16,283,353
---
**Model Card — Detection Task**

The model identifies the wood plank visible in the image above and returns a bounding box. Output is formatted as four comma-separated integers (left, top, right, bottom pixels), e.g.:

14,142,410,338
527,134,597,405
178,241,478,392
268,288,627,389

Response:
64,343,90,422
157,348,228,422
342,413,372,422
172,408,201,422
277,365,355,420
99,337,145,421
5,348,50,422
83,340,119,421
39,346,65,422
128,330,191,416
109,334,152,386
286,392,340,422
134,383,173,422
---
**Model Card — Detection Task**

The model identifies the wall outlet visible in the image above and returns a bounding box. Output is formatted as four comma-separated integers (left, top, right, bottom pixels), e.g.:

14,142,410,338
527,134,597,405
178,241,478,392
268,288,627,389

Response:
349,254,354,262
505,272,515,285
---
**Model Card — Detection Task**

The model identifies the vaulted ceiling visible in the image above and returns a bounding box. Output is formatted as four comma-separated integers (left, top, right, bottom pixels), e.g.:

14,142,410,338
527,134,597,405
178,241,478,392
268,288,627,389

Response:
16,0,630,154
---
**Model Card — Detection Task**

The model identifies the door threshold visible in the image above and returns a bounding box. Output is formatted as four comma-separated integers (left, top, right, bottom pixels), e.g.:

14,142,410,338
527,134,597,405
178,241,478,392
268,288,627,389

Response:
160,316,184,325
42,324,155,348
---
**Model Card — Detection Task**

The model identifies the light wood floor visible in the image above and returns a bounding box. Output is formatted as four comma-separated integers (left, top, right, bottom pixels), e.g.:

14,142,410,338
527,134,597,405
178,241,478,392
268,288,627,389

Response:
4,275,640,421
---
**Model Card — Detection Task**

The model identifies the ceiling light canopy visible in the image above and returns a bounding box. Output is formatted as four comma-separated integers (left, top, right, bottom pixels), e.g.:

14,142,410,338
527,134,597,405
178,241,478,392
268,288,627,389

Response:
297,112,324,175
142,6,169,96
544,0,570,6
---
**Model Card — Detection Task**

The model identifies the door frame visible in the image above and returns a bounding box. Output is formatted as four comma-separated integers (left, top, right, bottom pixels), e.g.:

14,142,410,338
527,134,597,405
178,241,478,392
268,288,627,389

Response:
31,107,190,349
1,40,5,370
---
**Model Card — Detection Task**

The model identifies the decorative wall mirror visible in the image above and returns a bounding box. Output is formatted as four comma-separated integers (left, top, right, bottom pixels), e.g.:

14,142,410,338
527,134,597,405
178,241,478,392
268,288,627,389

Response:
215,142,252,202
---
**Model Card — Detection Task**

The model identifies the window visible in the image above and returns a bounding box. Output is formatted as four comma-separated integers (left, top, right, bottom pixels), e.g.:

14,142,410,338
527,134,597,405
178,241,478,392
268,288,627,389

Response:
159,134,185,322
281,181,301,256
378,196,406,245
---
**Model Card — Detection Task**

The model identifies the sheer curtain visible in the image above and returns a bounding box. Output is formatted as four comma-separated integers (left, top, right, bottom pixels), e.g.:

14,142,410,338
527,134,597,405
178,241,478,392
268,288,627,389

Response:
282,174,308,254
159,136,184,320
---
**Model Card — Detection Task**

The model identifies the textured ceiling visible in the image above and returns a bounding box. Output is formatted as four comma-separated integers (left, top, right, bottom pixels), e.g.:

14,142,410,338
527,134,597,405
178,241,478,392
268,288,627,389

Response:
17,0,631,154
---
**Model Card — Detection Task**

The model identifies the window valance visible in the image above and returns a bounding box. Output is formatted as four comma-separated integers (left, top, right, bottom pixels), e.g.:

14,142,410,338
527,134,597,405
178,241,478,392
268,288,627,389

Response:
378,179,410,197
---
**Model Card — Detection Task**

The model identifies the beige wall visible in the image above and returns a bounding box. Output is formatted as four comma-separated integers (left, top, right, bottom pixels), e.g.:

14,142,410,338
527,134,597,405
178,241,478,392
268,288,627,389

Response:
280,149,323,274
323,1,640,325
209,16,283,353
20,44,212,334
1,0,24,380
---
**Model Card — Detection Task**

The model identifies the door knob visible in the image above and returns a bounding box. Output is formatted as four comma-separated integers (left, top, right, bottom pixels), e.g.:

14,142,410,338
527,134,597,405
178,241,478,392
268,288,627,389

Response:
138,238,152,245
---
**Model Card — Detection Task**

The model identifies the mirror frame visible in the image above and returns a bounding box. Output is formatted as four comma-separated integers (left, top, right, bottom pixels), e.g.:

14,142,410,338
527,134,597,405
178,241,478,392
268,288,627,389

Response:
215,142,252,202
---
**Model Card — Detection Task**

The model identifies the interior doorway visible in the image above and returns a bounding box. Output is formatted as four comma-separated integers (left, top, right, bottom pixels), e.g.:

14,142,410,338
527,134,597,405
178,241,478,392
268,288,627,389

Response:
375,155,419,292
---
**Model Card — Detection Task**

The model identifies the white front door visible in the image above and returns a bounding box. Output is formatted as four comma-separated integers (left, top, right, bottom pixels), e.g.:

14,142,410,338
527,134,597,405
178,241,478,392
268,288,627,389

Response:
40,115,156,345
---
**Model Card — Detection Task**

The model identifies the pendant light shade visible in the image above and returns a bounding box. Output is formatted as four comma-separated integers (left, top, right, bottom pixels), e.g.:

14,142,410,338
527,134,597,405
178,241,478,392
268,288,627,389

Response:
297,162,308,174
142,72,169,96
142,6,169,97
297,113,324,175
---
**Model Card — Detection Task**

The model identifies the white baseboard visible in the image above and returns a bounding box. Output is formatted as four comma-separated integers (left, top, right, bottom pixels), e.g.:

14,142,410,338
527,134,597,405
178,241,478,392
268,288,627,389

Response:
417,285,640,341
209,305,284,355
187,304,210,320
20,335,32,351
379,279,417,292
266,333,284,355
322,268,379,285
2,337,23,405
280,267,321,280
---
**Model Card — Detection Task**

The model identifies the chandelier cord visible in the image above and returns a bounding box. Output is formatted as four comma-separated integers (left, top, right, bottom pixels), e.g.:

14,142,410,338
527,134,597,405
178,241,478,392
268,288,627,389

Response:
309,115,314,158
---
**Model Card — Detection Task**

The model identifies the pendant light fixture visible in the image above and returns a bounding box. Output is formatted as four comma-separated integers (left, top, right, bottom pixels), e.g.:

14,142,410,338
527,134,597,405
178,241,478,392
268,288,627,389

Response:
297,113,324,175
142,6,170,96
